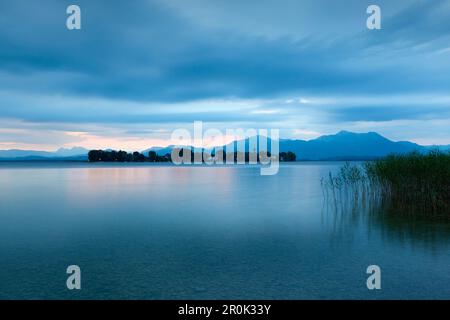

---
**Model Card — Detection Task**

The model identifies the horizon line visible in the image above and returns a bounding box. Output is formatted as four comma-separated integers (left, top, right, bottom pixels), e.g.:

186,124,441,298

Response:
1,130,449,153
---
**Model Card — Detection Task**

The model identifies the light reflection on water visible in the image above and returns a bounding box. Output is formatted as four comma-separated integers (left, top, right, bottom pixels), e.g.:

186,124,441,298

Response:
0,162,449,299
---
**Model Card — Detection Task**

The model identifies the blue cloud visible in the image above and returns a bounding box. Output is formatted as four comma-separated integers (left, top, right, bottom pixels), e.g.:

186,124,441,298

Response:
0,0,449,101
0,0,449,147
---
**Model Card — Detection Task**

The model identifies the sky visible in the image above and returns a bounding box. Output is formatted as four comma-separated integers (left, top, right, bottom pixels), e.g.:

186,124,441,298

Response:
0,0,450,151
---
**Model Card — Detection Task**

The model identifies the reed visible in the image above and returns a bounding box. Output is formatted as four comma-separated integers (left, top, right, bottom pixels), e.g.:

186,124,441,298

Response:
322,151,450,218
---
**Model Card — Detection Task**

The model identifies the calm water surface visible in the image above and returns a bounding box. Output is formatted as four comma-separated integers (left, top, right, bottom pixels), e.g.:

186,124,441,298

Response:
0,162,449,299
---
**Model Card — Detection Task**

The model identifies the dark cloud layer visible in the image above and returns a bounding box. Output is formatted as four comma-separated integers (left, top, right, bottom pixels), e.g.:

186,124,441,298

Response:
1,0,449,103
0,0,449,147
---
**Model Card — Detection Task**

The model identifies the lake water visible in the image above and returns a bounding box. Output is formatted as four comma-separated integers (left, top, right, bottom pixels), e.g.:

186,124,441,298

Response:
0,162,449,299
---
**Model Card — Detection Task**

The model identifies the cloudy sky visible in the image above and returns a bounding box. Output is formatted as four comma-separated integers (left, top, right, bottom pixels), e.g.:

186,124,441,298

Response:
1,0,450,151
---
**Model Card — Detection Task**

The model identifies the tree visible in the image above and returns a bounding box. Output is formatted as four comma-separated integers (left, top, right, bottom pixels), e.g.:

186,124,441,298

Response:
132,151,145,162
148,151,157,162
117,150,128,162
279,151,296,162
88,150,102,162
286,151,296,161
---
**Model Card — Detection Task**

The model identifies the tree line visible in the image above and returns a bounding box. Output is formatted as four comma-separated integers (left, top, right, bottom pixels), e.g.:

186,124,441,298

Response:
88,149,297,163
88,150,170,162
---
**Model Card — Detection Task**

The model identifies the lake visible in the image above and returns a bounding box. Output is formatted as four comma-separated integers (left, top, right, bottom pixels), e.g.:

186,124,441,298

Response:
0,162,449,299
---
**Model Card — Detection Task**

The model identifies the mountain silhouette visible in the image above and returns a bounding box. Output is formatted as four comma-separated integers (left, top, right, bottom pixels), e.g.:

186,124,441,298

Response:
0,132,448,161
146,131,439,160
0,147,89,161
278,131,427,160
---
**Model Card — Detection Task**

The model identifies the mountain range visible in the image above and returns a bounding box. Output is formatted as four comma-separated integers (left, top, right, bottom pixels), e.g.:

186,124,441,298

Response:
0,147,89,161
0,131,448,161
145,131,448,160
276,131,436,160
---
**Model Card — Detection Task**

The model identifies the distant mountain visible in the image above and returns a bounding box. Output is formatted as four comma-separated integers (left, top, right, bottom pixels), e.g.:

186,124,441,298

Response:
0,147,89,161
53,147,89,157
278,131,428,160
141,146,176,156
144,131,441,160
0,149,53,158
1,132,448,161
0,155,88,161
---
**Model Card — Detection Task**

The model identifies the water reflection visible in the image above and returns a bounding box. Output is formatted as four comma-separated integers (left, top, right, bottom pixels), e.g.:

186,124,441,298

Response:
367,208,450,252
1,162,449,299
322,188,450,251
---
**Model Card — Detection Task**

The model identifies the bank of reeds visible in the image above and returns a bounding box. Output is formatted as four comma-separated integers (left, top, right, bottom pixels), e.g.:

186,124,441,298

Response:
322,151,450,218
